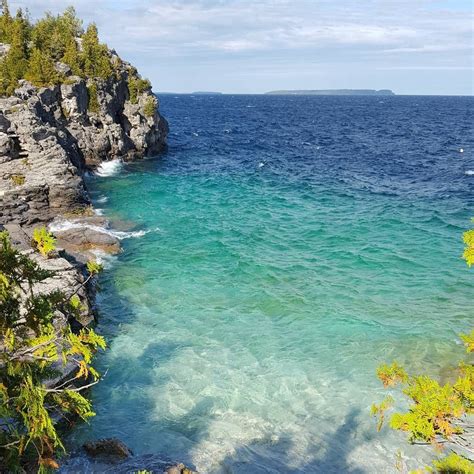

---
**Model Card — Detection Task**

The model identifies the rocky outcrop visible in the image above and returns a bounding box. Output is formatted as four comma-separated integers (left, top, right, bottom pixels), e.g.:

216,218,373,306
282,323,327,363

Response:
0,44,176,472
60,438,197,473
0,53,167,227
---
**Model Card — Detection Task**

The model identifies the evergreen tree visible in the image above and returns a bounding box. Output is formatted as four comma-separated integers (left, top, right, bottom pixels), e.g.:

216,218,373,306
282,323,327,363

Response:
81,23,112,79
0,230,106,471
0,15,29,95
25,47,59,87
0,0,13,42
61,36,82,75
0,3,119,94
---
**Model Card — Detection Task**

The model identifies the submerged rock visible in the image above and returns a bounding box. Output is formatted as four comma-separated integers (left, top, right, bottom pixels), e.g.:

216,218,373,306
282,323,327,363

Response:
83,438,132,460
60,445,197,473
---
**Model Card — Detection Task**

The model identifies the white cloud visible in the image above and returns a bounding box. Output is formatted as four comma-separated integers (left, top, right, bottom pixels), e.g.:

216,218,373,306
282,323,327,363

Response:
9,0,474,94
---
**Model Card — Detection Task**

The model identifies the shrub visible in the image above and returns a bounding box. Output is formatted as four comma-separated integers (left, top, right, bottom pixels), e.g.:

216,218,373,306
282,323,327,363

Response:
372,224,474,472
32,226,56,257
87,82,99,113
0,231,106,471
10,173,25,185
143,96,156,117
128,76,151,104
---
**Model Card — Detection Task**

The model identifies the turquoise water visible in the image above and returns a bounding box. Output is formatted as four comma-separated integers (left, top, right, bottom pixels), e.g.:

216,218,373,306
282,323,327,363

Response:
71,95,473,472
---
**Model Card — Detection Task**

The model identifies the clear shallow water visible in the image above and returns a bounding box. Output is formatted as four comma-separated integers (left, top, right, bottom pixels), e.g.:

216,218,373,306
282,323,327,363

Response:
71,95,473,473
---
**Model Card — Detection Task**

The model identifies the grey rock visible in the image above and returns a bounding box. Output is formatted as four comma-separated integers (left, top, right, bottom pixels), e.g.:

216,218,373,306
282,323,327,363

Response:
0,42,10,57
83,438,132,460
55,61,72,76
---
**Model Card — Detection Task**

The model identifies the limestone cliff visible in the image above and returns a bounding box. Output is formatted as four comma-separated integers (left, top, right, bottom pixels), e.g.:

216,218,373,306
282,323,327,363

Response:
0,51,168,226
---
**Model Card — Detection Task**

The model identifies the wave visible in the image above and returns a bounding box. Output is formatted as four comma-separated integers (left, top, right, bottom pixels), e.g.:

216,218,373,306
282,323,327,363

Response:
465,170,474,176
49,218,151,240
95,159,123,177
88,249,118,269
95,195,109,204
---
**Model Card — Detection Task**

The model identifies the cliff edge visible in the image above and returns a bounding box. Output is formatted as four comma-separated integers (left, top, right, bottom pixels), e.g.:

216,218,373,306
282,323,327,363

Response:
0,51,168,226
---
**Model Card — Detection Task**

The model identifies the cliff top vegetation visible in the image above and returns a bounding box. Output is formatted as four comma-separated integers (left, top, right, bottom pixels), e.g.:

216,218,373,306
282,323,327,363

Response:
0,0,151,98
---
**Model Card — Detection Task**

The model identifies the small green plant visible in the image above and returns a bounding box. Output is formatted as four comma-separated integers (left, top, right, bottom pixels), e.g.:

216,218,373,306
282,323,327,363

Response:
63,205,95,217
429,452,474,473
143,96,156,117
87,82,99,113
32,226,56,257
86,260,103,275
128,76,151,104
10,174,25,185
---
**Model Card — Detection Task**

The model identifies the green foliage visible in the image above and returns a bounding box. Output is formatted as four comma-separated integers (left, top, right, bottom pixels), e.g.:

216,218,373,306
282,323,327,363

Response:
32,226,56,258
462,230,474,267
10,173,25,185
0,231,106,471
373,222,474,472
81,23,112,79
0,8,30,95
370,395,394,432
376,361,408,387
430,452,474,473
144,96,157,117
461,330,474,353
373,339,473,444
61,35,82,76
128,76,151,104
87,82,99,113
25,47,59,87
86,260,103,276
0,1,116,95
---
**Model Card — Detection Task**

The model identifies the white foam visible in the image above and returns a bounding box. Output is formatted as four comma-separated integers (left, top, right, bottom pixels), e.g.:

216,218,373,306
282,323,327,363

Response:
95,159,123,177
96,196,108,204
94,208,104,216
49,218,150,240
89,249,117,269
465,170,474,176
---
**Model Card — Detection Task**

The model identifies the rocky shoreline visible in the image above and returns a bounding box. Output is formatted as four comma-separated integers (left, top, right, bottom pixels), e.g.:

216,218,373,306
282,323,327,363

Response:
0,50,196,472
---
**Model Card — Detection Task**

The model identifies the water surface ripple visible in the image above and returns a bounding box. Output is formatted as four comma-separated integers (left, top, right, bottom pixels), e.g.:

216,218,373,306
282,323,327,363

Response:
71,95,473,473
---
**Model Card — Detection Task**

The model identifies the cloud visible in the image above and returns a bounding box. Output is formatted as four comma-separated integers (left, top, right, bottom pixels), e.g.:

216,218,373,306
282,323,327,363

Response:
8,0,474,94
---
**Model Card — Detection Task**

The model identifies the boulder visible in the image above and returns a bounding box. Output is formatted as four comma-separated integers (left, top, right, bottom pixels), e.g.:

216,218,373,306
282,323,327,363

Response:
83,438,132,460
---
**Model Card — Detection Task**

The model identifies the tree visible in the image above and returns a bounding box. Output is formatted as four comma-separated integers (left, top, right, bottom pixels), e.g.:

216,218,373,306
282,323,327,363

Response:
61,35,82,75
372,225,474,473
25,47,59,87
0,13,29,95
81,23,112,79
0,230,106,472
0,3,119,95
0,0,13,42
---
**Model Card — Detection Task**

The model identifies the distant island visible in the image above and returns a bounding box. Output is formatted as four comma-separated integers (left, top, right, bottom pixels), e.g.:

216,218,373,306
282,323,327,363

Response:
266,89,395,96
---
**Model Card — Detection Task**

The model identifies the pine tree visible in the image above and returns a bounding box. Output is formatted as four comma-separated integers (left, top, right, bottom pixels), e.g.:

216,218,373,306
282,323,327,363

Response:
25,47,59,87
0,0,13,42
82,23,112,79
61,36,82,76
1,15,29,94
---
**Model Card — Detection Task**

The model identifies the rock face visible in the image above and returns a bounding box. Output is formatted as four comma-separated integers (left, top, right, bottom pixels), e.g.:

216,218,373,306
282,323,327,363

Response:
0,58,168,227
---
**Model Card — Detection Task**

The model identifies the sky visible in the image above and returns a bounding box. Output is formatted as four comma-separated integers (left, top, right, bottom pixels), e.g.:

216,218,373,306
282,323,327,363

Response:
11,0,474,95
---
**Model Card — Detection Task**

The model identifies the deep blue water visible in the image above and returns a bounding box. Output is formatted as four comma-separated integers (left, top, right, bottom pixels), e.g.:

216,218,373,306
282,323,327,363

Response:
69,94,474,473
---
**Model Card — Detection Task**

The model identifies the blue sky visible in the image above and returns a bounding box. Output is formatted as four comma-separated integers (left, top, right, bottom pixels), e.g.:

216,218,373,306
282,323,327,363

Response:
12,0,474,94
